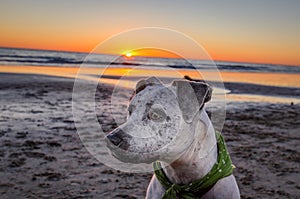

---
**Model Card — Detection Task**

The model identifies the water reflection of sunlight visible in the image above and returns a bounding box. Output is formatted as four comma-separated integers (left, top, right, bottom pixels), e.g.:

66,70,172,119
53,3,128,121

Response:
1,66,300,88
1,65,299,105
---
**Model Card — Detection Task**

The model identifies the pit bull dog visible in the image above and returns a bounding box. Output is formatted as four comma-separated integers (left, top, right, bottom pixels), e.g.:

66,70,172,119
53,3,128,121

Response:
106,77,240,198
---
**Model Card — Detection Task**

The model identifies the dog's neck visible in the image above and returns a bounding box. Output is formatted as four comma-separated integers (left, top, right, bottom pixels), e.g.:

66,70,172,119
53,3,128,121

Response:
162,111,218,185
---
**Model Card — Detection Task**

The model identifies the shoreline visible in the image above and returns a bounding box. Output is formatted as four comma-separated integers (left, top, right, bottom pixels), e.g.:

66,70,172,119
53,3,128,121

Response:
0,72,299,104
1,65,300,88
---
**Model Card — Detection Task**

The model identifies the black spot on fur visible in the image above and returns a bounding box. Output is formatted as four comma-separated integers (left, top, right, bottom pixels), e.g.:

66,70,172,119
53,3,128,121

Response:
166,116,171,122
158,130,162,136
143,101,154,120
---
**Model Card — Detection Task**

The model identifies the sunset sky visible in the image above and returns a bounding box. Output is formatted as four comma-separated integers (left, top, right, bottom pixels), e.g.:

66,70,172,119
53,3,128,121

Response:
1,0,300,66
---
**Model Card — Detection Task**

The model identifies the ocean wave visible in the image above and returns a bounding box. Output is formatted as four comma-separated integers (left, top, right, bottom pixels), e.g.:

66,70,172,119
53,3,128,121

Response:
1,47,299,74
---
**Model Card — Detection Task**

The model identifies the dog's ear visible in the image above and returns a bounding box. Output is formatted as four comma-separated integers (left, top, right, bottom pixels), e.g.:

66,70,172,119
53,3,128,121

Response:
135,77,162,94
172,80,212,123
130,77,163,101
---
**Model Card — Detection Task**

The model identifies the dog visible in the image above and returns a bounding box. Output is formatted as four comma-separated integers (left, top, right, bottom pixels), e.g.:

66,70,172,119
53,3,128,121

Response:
106,76,240,198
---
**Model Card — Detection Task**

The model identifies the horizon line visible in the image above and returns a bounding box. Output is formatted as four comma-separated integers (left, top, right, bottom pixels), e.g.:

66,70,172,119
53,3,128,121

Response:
0,45,299,68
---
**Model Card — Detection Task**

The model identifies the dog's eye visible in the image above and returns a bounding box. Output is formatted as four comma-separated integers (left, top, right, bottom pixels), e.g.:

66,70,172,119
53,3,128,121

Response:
148,108,166,122
149,111,160,120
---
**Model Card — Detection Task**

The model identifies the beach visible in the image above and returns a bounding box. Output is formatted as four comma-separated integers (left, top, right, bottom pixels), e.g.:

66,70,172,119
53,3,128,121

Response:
1,0,300,197
0,72,299,199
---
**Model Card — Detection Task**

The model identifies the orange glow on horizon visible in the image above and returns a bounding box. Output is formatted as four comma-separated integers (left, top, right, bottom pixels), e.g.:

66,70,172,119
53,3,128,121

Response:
123,48,182,59
1,42,300,66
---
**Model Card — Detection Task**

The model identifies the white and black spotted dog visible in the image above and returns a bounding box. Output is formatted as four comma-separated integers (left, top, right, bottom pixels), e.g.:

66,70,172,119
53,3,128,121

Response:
106,77,240,199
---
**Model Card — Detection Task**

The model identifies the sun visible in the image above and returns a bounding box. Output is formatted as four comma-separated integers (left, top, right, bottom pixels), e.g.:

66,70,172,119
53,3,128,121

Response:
122,51,135,58
125,52,132,58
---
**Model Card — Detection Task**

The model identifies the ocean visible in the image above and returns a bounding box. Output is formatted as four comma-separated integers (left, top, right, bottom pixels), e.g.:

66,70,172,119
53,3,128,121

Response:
0,47,299,105
1,47,300,74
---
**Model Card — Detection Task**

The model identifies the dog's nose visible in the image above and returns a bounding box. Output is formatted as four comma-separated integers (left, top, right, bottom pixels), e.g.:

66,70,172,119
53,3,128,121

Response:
106,131,123,146
105,129,131,150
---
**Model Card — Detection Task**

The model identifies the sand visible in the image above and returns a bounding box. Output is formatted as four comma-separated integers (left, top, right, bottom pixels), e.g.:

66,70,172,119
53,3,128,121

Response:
0,73,299,199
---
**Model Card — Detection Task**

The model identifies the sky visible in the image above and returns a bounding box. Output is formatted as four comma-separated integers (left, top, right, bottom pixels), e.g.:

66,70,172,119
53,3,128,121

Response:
1,0,300,66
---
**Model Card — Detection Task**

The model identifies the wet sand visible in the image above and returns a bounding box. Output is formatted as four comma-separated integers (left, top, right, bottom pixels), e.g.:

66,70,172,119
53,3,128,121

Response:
0,73,299,198
1,65,300,88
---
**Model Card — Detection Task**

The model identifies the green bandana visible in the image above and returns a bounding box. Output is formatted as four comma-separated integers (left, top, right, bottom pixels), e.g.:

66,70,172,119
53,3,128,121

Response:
153,131,235,199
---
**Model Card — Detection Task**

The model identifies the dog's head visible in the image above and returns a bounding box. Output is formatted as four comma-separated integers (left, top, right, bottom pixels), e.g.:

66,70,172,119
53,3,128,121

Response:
105,76,212,163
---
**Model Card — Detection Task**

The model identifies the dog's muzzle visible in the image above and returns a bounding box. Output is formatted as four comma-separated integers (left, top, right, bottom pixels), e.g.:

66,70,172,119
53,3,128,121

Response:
105,128,131,151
